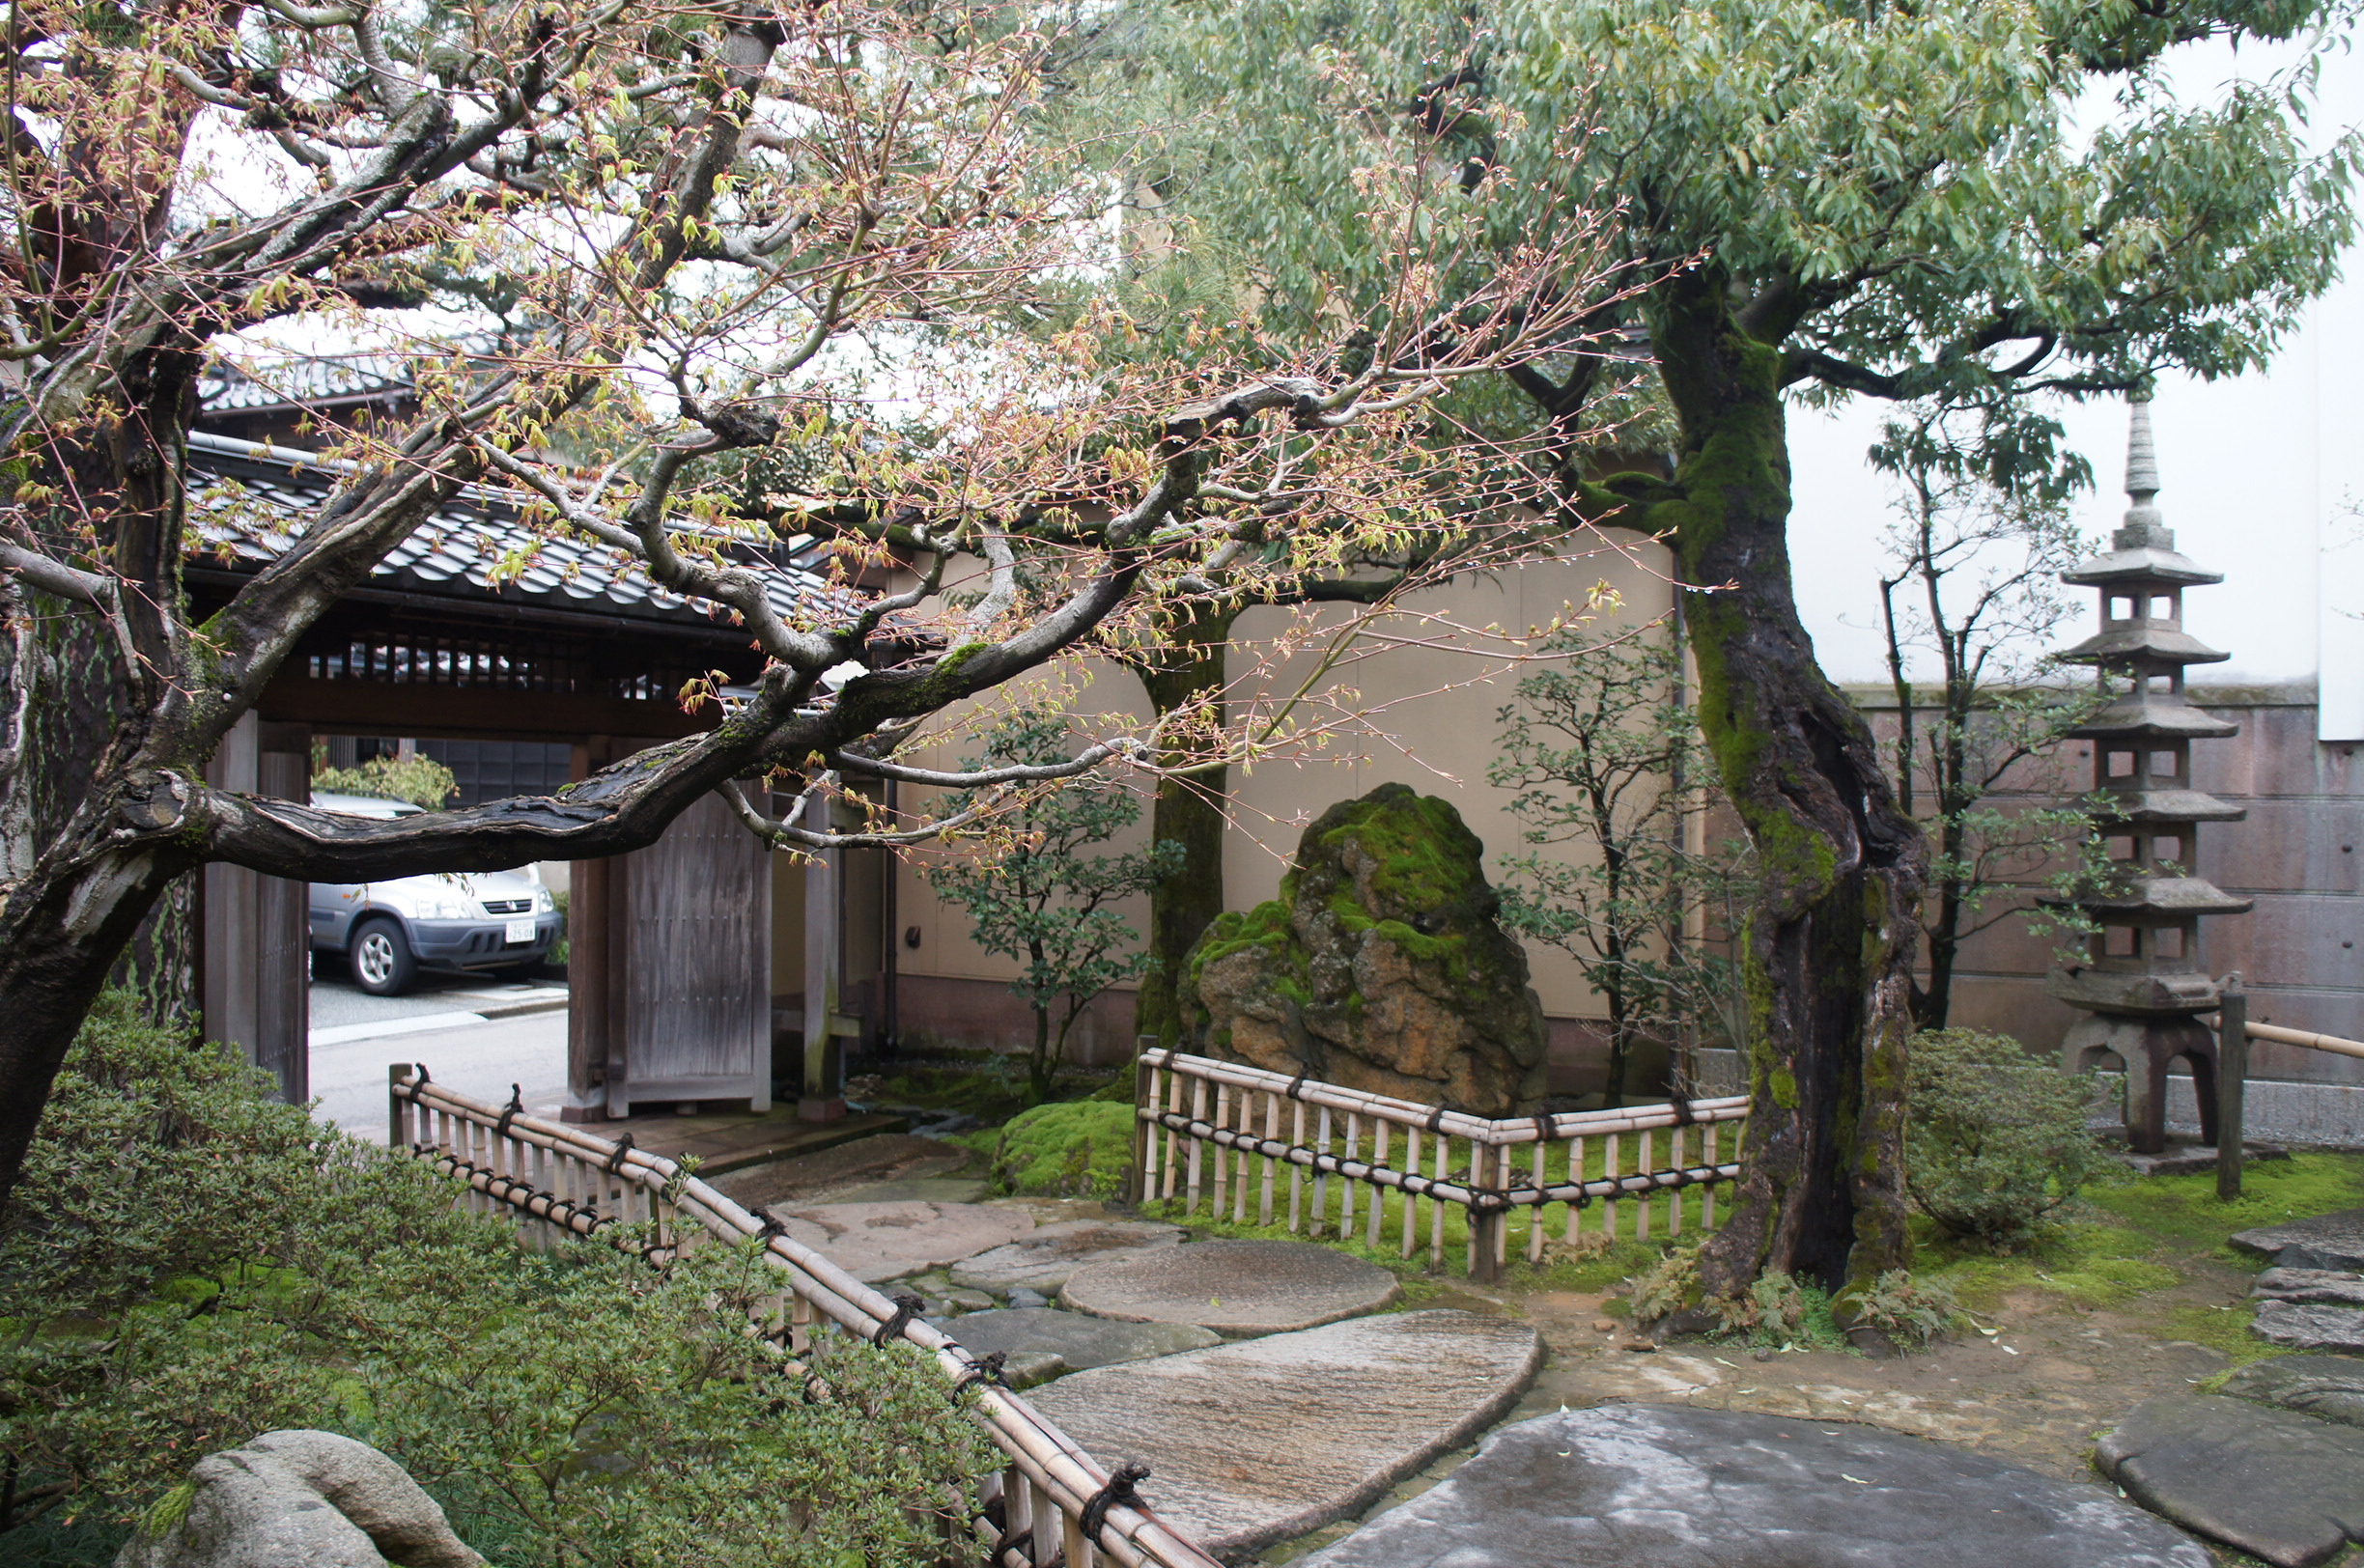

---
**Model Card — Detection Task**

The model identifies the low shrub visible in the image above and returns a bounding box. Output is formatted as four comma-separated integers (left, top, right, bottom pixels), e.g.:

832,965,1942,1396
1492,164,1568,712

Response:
0,994,990,1567
1906,1026,2111,1250
309,751,459,809
1846,1269,1965,1351
988,1099,1137,1198
1625,1243,1701,1324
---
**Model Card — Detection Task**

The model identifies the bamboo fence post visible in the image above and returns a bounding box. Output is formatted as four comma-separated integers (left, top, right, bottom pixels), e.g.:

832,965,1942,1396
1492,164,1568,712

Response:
1163,1070,1185,1202
1062,1507,1090,1568
1636,1129,1652,1241
1666,1124,1682,1236
1430,1134,1448,1269
387,1064,408,1148
1496,1145,1511,1273
1256,1091,1278,1226
1029,1476,1060,1567
1187,1078,1208,1215
1287,1099,1307,1233
1130,1050,1154,1208
1703,1123,1718,1228
1231,1090,1252,1225
1565,1135,1585,1244
2217,982,2250,1201
1139,1061,1162,1205
1465,1141,1482,1277
1312,1106,1333,1232
1603,1133,1619,1240
1211,1084,1230,1219
1400,1126,1421,1258
1365,1121,1389,1248
1337,1114,1359,1239
1529,1136,1549,1263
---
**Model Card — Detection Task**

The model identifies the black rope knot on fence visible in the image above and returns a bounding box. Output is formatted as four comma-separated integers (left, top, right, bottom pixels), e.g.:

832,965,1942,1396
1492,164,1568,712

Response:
1082,1460,1153,1544
953,1350,1006,1394
400,1064,431,1102
1671,1094,1696,1127
604,1132,636,1174
494,1083,524,1137
872,1290,925,1346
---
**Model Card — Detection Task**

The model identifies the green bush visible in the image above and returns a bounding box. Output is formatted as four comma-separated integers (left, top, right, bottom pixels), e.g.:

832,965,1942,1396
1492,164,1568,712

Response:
309,751,459,809
1847,1269,1966,1351
989,1100,1136,1198
0,994,989,1566
1906,1027,2111,1249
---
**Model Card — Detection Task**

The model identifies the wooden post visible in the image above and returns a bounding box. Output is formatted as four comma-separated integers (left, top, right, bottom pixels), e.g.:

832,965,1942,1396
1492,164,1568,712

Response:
387,1062,409,1148
1129,1035,1154,1208
801,793,847,1120
2217,979,2250,1201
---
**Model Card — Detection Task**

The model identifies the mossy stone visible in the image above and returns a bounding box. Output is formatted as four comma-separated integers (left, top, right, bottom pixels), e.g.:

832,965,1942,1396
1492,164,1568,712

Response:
1178,784,1548,1116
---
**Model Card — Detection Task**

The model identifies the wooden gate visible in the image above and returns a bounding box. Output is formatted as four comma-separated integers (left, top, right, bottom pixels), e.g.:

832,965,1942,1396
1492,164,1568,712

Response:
594,788,772,1115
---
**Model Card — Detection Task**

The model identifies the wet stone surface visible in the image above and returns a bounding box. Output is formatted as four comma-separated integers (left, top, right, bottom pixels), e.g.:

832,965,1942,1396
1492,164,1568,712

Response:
935,1307,1219,1375
948,1219,1186,1294
2220,1354,2364,1429
765,1201,1033,1282
2097,1393,2364,1568
2250,1268,2364,1308
2250,1300,2364,1355
2232,1209,2364,1274
1028,1309,1541,1557
1304,1403,2209,1568
1058,1239,1400,1336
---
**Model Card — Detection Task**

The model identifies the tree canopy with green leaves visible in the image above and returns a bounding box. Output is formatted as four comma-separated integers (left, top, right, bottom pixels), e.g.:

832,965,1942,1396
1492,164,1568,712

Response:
1076,0,2357,1311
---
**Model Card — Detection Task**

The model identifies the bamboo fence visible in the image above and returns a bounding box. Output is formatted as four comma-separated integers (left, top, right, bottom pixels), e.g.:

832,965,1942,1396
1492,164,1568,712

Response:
388,1066,1222,1568
1131,1049,1750,1281
2214,992,2364,1198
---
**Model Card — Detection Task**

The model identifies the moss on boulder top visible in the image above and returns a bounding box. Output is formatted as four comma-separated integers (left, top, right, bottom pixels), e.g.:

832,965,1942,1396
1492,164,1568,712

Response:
1180,784,1549,1116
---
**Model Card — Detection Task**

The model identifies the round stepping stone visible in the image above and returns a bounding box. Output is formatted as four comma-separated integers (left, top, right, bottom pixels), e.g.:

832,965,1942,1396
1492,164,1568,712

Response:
2252,1300,2364,1355
767,1200,1033,1282
2223,1354,2364,1429
1059,1239,1398,1336
1027,1309,1540,1556
941,1306,1219,1375
2234,1209,2364,1274
1307,1403,2209,1568
952,1219,1186,1294
2098,1393,2364,1567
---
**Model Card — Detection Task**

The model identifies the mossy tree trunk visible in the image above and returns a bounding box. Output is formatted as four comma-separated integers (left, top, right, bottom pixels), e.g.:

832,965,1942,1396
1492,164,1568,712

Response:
1132,601,1237,1050
1609,268,1926,1308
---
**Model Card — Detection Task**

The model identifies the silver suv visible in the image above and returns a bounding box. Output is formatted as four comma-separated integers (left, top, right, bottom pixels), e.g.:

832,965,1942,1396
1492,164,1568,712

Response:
307,792,563,995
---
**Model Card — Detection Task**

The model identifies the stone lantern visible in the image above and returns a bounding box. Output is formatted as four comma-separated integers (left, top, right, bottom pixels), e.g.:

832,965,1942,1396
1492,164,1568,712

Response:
2048,397,2253,1155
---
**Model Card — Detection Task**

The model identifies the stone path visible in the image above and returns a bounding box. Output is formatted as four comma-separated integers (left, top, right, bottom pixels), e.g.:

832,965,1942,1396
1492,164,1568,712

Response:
1059,1239,1399,1336
2097,1393,2364,1568
1027,1309,1540,1556
2221,1354,2364,1428
710,1134,972,1209
765,1200,1033,1281
2237,1213,2364,1352
950,1219,1185,1294
937,1306,1218,1376
1304,1404,2208,1568
2233,1208,2364,1274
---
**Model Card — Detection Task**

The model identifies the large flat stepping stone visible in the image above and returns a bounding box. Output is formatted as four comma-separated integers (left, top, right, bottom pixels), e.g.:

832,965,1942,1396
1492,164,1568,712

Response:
950,1219,1186,1293
2254,1268,2364,1307
766,1200,1032,1282
2234,1209,2364,1273
1027,1309,1539,1556
1308,1404,2208,1568
2253,1300,2364,1355
939,1307,1219,1375
1059,1239,1398,1336
2223,1355,2364,1429
2098,1393,2364,1567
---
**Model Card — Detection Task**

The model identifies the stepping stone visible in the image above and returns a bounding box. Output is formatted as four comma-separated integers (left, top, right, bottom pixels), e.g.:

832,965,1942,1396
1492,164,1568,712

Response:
2223,1355,2364,1429
1307,1403,2205,1568
951,1219,1186,1294
709,1134,971,1209
2252,1300,2364,1355
939,1307,1219,1376
1027,1309,1540,1557
2097,1393,2364,1567
2254,1269,2364,1307
2233,1209,2364,1274
765,1201,1033,1282
1059,1239,1399,1336
823,1176,990,1205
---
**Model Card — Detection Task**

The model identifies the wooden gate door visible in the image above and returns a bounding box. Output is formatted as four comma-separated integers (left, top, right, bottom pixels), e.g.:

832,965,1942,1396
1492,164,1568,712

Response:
607,788,772,1115
202,714,309,1103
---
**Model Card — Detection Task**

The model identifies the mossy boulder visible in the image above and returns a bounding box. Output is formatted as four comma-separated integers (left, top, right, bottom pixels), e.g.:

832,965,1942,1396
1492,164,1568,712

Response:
1180,784,1548,1116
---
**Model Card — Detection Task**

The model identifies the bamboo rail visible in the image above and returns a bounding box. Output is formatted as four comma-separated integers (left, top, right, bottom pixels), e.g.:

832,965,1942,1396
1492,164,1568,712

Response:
389,1067,1222,1568
1131,1049,1748,1281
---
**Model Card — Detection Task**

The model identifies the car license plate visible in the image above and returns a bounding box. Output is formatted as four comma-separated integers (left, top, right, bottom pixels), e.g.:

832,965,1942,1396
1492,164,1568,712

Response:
505,917,536,943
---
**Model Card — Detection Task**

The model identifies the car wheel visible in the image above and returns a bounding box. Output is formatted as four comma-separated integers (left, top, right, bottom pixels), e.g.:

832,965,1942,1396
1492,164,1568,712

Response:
350,917,417,996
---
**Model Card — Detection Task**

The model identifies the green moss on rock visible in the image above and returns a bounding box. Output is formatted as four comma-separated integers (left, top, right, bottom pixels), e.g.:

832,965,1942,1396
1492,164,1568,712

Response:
989,1100,1137,1198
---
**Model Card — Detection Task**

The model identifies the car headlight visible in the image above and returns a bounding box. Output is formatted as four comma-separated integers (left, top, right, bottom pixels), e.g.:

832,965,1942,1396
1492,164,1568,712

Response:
534,886,554,913
430,896,473,920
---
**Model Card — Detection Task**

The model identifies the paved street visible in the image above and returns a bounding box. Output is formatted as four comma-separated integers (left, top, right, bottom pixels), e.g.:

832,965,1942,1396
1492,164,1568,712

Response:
308,984,570,1142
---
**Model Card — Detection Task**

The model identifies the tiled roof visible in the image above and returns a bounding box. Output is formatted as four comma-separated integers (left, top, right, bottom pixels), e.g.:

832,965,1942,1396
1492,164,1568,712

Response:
186,430,850,634
198,353,419,414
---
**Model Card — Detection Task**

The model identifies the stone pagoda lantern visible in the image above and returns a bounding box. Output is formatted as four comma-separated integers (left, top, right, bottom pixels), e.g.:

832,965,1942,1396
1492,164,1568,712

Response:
2048,397,2253,1155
